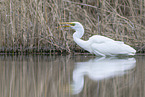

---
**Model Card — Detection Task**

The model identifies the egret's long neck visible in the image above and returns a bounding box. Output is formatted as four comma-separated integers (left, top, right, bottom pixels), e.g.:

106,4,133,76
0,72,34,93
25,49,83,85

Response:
73,28,90,52
73,27,84,38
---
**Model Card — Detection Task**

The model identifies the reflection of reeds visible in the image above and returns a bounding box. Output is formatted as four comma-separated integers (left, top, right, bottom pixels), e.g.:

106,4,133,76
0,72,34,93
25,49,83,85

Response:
0,55,74,97
0,0,145,53
0,55,144,97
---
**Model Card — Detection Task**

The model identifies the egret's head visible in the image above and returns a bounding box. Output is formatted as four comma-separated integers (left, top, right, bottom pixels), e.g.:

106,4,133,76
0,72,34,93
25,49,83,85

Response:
60,22,83,31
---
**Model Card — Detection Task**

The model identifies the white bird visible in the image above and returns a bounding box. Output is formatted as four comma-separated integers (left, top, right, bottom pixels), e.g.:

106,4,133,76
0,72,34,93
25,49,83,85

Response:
60,22,136,56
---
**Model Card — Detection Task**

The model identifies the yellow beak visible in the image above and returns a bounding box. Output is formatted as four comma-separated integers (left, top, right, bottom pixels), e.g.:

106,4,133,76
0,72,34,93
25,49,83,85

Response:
59,25,71,28
59,22,75,28
60,22,73,25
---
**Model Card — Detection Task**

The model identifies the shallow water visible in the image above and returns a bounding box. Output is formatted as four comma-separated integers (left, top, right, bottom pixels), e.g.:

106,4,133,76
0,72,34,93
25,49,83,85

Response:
0,55,145,97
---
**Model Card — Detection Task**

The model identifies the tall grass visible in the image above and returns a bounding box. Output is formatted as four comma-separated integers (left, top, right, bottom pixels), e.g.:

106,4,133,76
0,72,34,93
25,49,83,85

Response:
0,0,145,53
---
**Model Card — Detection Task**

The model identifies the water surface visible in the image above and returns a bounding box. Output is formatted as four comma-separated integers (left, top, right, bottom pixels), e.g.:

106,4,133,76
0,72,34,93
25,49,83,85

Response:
0,55,145,97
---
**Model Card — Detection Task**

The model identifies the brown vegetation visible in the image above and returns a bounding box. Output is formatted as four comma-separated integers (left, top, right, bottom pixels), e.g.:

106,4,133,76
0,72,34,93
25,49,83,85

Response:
0,0,145,53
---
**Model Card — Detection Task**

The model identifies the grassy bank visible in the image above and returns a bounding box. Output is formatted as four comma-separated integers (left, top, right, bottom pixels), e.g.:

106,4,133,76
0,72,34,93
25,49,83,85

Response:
0,0,145,54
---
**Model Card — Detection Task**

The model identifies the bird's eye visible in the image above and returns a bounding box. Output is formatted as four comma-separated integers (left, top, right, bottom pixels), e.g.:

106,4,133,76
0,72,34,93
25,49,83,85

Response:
70,23,76,26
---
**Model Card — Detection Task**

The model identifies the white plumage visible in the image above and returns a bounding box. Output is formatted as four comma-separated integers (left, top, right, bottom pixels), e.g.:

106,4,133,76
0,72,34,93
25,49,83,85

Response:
60,22,136,56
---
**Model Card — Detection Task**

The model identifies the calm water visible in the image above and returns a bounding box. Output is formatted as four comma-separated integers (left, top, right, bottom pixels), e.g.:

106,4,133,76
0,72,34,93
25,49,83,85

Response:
0,55,145,97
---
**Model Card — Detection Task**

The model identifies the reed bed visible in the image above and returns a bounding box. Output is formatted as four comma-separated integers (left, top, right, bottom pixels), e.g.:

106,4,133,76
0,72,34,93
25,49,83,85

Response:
0,0,145,53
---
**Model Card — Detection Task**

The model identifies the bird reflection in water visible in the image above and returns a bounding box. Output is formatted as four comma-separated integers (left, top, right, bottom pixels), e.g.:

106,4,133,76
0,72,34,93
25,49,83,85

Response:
70,57,136,94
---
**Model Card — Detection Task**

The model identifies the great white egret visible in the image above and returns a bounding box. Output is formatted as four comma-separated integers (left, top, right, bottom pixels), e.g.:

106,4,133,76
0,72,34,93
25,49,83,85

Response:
60,22,136,56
